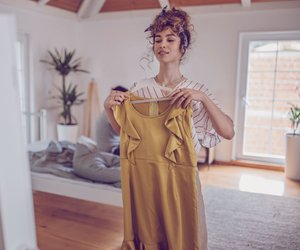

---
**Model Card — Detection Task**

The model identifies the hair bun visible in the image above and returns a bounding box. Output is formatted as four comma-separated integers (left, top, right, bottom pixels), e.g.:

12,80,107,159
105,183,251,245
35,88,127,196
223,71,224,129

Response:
144,7,193,55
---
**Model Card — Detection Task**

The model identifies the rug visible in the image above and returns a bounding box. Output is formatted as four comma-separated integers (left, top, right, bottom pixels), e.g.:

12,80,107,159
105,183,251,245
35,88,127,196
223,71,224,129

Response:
202,186,300,250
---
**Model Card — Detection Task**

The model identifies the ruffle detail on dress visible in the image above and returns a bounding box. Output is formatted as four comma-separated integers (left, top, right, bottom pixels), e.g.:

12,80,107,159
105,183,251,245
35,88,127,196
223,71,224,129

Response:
113,94,142,165
121,239,168,250
122,104,141,164
164,107,188,164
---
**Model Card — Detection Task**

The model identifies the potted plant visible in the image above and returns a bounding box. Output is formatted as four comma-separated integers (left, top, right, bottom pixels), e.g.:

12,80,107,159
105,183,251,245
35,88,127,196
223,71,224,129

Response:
285,103,300,180
41,48,89,142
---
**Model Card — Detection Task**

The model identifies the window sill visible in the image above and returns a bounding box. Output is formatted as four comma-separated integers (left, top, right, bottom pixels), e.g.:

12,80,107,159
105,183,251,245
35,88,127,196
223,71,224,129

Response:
214,160,284,172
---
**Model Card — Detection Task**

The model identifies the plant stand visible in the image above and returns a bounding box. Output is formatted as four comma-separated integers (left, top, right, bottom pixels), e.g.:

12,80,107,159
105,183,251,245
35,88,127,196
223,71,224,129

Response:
285,134,300,181
57,124,79,143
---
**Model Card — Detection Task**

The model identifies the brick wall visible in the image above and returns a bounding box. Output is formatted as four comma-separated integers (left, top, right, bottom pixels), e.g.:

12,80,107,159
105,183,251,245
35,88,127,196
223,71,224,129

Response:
244,48,300,157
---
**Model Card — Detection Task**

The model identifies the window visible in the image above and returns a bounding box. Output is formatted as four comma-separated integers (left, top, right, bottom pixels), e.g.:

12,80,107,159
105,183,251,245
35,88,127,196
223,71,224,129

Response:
16,33,31,144
235,31,300,165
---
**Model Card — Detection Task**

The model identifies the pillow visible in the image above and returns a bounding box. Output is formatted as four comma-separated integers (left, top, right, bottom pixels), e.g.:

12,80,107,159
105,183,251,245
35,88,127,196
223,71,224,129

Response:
73,136,121,184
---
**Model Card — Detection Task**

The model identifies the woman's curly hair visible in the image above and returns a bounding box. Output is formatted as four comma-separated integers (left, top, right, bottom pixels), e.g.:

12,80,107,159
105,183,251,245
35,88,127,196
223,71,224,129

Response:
145,6,193,56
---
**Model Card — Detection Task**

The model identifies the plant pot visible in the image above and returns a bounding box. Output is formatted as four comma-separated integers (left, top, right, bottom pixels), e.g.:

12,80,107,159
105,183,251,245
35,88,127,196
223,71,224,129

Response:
285,133,300,181
57,124,79,143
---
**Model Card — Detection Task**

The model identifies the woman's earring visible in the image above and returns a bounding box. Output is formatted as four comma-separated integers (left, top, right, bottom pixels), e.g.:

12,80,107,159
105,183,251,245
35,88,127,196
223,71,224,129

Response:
181,47,186,54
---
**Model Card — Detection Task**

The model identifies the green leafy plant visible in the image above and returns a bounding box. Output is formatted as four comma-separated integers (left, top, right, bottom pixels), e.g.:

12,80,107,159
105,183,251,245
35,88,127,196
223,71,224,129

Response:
288,83,300,135
288,104,300,135
41,48,89,125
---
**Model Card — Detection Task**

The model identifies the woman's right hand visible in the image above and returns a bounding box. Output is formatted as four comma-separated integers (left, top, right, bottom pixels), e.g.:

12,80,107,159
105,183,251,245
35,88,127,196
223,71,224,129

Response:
104,90,129,110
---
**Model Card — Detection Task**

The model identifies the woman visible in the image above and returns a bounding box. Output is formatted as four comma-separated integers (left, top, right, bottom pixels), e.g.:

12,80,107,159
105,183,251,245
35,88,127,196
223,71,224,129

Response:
104,7,234,250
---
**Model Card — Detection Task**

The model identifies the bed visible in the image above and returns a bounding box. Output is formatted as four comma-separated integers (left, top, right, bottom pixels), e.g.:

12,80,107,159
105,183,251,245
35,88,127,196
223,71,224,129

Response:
27,111,123,207
31,172,122,206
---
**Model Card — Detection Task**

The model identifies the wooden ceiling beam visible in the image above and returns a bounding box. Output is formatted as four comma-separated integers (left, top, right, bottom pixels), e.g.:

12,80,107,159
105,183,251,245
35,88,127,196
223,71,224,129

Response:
241,0,251,7
38,0,50,5
158,0,170,9
78,0,105,19
78,0,91,18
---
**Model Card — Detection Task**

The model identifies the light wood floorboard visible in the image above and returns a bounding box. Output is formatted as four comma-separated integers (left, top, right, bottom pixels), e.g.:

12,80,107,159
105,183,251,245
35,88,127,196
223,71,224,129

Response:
33,164,300,250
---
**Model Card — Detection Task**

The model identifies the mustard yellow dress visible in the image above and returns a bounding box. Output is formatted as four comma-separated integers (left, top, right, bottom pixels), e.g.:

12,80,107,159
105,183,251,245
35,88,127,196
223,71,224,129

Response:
114,93,208,250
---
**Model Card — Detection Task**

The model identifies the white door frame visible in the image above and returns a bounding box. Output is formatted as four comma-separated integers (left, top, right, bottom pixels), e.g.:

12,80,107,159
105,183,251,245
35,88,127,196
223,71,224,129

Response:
233,30,300,164
0,15,38,250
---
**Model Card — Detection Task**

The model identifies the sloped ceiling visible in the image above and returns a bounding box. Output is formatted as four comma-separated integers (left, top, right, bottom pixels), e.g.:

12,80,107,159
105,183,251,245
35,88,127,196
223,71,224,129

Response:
30,0,288,13
2,0,296,19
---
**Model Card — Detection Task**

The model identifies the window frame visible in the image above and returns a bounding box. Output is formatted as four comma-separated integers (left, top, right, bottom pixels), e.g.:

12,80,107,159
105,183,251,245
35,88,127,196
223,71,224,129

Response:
17,33,33,144
234,30,300,165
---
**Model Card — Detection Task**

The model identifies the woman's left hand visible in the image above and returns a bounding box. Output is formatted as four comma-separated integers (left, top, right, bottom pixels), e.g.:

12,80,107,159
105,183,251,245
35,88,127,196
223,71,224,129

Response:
170,88,204,108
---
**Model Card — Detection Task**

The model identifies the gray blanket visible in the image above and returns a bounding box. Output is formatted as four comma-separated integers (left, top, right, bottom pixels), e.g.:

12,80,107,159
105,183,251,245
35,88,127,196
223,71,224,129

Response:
73,139,121,184
29,139,121,188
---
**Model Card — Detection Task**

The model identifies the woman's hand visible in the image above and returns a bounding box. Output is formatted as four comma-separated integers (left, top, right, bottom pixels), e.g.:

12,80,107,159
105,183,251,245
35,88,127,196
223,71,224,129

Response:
104,90,129,110
170,88,204,108
171,88,235,140
104,90,129,134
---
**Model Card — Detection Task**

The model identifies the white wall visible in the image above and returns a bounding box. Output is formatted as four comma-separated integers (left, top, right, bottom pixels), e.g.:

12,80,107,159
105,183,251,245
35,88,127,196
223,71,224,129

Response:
78,15,156,107
0,2,300,161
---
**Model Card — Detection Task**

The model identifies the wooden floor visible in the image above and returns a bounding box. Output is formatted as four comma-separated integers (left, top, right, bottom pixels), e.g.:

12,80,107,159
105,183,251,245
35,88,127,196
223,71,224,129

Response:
33,164,300,250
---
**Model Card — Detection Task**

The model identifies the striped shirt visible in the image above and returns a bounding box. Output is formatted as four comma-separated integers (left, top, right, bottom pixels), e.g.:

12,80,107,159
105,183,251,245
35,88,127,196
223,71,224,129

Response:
130,77,223,153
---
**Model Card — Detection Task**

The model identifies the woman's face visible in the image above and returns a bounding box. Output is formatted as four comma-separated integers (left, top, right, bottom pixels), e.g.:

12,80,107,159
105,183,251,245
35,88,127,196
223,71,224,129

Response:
153,28,182,64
